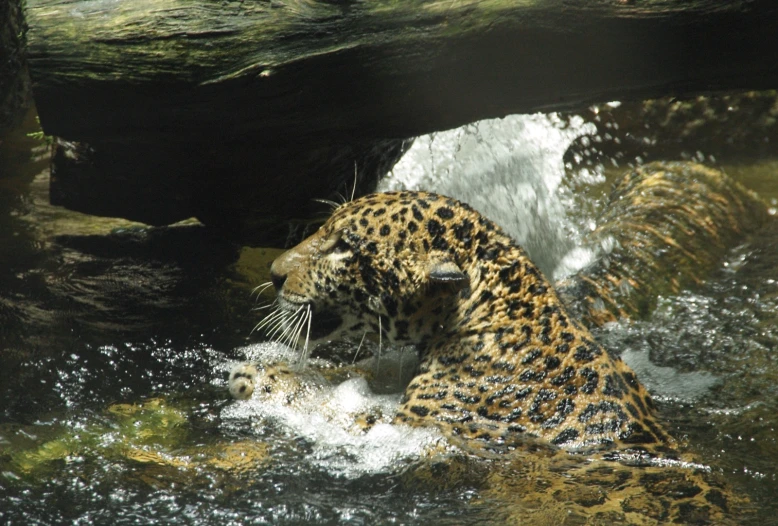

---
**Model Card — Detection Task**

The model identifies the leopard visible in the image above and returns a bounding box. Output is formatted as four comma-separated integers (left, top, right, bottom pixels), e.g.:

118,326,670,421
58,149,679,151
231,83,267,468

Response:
267,190,668,451
248,189,744,523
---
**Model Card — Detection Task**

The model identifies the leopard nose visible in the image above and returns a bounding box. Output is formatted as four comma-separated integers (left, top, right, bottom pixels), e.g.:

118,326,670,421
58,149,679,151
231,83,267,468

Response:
269,255,290,291
270,269,287,291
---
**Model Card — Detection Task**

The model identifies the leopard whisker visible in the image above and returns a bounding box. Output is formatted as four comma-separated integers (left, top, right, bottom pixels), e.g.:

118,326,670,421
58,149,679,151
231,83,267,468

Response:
277,306,306,347
267,307,303,341
275,313,299,346
288,306,308,350
251,311,279,334
350,161,358,202
253,309,286,333
334,191,348,205
268,320,296,344
282,315,300,349
259,310,295,338
312,198,341,211
256,307,286,326
293,306,311,350
352,331,368,364
251,281,274,299
299,304,313,368
264,315,291,340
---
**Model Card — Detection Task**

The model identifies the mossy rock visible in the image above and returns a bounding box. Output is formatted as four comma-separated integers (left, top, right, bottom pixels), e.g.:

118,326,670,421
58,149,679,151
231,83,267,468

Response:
8,397,272,485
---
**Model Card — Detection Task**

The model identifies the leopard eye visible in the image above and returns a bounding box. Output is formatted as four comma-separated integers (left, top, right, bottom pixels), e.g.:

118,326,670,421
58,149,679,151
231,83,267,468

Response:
320,228,347,253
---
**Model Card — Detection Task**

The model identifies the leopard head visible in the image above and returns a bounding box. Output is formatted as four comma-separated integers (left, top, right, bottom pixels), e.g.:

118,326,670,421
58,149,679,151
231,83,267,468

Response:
268,192,475,347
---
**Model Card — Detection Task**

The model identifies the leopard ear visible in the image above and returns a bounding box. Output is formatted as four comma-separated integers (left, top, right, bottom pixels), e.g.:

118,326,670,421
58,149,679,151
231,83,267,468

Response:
428,259,469,290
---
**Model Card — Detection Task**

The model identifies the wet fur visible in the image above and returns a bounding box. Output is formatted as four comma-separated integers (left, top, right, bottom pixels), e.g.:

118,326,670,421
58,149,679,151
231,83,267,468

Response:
269,191,669,450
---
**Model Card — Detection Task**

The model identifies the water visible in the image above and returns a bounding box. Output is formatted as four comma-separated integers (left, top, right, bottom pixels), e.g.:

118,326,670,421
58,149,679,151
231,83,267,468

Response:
378,113,600,279
2,99,778,524
219,343,440,480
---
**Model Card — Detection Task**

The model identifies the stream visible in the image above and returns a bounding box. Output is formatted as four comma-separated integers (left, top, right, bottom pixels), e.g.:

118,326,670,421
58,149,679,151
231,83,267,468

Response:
1,96,778,524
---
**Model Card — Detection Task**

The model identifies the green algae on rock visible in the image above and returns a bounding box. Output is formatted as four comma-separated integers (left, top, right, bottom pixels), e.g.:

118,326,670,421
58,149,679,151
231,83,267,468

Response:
7,397,272,486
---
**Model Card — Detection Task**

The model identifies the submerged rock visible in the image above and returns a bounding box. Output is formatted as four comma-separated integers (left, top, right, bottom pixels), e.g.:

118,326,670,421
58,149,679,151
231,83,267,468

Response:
7,396,273,487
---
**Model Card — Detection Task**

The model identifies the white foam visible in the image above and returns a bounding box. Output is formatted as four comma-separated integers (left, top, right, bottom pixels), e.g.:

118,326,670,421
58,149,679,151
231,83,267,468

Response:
219,344,442,478
552,245,599,281
308,423,442,479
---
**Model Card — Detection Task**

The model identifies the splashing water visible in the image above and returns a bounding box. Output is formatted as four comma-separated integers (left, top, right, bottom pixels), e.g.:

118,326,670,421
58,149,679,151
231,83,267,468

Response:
4,103,778,524
219,343,443,479
379,113,599,277
597,322,721,404
225,114,606,480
